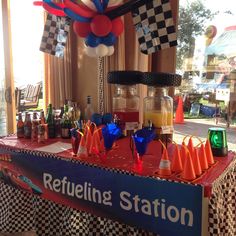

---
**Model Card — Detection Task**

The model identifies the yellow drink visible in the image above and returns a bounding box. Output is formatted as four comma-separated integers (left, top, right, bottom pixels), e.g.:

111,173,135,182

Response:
144,111,173,127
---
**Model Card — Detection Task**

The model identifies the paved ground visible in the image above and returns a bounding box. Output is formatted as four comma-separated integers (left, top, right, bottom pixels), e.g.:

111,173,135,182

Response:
173,118,236,151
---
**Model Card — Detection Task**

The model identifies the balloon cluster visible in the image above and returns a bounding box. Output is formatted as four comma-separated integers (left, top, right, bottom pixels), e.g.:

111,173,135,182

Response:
34,0,124,57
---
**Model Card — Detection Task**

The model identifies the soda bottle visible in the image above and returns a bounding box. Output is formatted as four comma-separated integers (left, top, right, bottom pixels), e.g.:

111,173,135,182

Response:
17,112,24,138
46,104,55,138
31,112,39,141
61,103,72,138
38,124,45,143
39,110,46,124
39,110,48,140
84,96,94,121
24,113,32,139
54,114,61,138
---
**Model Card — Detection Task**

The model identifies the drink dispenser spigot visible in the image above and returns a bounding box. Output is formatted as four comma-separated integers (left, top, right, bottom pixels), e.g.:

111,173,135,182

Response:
141,72,182,144
107,71,142,136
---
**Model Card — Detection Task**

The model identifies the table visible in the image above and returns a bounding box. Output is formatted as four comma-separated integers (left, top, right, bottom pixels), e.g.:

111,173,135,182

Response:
0,135,235,236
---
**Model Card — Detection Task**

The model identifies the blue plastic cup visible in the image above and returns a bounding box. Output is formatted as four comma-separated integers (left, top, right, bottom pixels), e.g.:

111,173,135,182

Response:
132,128,156,156
102,123,122,150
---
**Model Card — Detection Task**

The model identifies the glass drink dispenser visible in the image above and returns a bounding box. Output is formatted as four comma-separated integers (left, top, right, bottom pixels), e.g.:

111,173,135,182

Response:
141,72,182,144
107,71,142,136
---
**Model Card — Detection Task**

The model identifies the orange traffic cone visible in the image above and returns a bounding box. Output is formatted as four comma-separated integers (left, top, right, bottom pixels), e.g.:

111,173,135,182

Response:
77,134,87,158
85,126,92,154
199,144,209,170
158,148,172,176
171,144,183,173
192,147,202,176
174,96,184,124
181,151,196,181
89,128,100,155
205,139,215,165
99,136,105,153
187,137,194,157
180,142,187,167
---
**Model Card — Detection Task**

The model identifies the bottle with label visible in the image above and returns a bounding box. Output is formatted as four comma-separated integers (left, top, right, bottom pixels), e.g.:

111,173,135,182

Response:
17,112,24,138
61,103,72,138
54,115,61,138
24,113,32,139
38,124,45,143
46,104,55,138
84,96,94,121
39,110,46,124
39,110,48,140
31,112,39,141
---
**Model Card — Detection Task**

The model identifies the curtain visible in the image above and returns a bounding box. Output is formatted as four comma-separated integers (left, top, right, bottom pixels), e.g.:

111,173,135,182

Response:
43,3,73,110
44,32,73,109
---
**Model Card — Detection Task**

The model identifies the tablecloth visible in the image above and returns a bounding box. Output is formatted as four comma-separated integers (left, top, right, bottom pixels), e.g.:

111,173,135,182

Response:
0,136,235,236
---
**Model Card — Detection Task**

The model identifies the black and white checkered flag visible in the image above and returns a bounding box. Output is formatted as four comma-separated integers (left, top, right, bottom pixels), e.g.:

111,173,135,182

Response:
131,0,177,54
105,0,177,55
40,14,71,58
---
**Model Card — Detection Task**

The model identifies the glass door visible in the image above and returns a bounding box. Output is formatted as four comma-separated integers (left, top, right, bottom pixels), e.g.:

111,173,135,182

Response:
0,0,6,136
0,0,44,136
0,0,14,135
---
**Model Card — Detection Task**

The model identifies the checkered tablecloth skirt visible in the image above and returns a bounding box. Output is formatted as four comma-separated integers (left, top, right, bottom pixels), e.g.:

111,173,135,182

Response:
0,155,236,236
0,182,157,236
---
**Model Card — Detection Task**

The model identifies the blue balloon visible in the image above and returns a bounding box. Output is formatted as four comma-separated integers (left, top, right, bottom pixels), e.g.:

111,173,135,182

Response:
101,33,117,46
92,0,103,13
64,8,91,23
85,33,101,47
102,113,113,124
91,113,103,126
43,0,62,10
102,0,109,10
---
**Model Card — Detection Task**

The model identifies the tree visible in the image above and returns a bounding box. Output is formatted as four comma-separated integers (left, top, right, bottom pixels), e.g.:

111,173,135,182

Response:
177,0,218,70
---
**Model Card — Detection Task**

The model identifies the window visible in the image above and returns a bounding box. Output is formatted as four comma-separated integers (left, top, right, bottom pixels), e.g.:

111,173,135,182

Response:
0,0,7,135
177,0,236,92
177,0,236,124
10,0,44,89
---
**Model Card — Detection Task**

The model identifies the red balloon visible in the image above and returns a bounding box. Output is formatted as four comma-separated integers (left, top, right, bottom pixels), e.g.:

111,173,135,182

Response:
43,3,66,16
73,21,91,38
33,1,43,6
64,0,95,18
111,17,124,36
91,15,112,37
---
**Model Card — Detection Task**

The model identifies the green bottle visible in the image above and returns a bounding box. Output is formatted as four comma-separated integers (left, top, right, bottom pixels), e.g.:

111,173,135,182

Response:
61,103,72,138
46,104,55,138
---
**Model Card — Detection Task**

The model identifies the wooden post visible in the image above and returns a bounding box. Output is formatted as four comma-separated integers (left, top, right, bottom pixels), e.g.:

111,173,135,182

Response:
151,0,179,97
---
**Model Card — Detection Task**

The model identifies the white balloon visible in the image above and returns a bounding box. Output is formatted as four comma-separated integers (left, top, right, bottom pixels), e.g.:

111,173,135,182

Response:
108,0,123,7
81,0,97,11
107,46,115,56
85,46,97,57
95,44,109,57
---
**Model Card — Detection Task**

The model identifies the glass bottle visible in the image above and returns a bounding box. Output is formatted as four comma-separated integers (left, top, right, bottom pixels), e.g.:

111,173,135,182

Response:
112,85,140,135
39,110,48,140
17,112,24,138
84,96,94,121
61,103,72,138
46,104,55,138
143,86,173,144
54,114,61,138
24,113,32,139
31,111,39,141
39,110,46,124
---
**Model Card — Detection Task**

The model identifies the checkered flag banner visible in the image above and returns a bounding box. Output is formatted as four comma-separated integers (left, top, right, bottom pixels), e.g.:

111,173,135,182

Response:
40,13,71,58
132,0,177,54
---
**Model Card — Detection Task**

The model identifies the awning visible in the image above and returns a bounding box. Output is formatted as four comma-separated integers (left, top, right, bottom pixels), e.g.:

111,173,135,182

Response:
205,26,236,57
